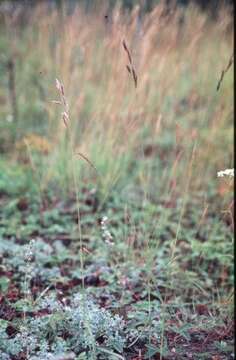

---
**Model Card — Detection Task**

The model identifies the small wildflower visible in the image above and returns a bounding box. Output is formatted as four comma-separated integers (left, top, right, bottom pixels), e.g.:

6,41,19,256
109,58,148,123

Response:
24,239,36,262
101,216,114,245
217,168,234,178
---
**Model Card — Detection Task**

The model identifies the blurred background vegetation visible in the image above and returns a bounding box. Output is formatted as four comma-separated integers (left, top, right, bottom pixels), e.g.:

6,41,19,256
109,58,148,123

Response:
0,0,234,13
0,0,233,200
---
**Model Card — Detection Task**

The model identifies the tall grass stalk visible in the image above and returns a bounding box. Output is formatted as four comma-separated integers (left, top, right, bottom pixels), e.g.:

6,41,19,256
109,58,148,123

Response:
54,78,97,357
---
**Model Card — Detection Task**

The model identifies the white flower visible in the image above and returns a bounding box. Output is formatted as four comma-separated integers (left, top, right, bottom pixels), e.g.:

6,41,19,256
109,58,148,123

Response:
217,168,234,178
101,216,114,245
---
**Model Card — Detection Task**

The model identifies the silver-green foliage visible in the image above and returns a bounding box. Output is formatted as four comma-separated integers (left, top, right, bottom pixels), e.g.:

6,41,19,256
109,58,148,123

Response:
0,294,125,359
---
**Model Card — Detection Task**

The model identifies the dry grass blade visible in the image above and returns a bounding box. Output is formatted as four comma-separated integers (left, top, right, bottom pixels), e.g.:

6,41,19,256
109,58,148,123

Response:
62,111,69,128
126,64,131,73
56,78,65,96
122,38,138,88
76,152,99,176
54,78,99,176
33,285,52,306
122,39,132,64
55,78,68,108
132,67,138,88
217,53,234,91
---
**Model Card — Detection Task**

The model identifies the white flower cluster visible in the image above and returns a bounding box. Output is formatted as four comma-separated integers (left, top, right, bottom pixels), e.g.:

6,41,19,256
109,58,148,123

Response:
24,239,36,262
217,168,234,178
101,216,114,245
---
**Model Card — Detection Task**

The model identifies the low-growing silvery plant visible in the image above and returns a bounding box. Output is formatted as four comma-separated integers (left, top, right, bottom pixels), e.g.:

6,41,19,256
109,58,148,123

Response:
0,293,125,359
